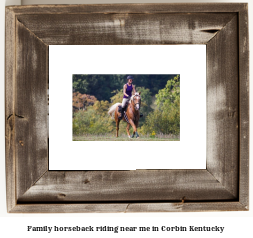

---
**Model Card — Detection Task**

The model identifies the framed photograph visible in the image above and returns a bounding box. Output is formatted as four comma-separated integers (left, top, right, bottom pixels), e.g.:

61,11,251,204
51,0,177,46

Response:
5,3,249,212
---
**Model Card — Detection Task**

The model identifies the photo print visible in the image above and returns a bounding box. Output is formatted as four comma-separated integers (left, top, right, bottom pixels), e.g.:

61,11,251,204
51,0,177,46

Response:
72,74,180,141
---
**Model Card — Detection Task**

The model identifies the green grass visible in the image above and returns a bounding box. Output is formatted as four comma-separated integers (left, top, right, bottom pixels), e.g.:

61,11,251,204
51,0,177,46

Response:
73,134,180,141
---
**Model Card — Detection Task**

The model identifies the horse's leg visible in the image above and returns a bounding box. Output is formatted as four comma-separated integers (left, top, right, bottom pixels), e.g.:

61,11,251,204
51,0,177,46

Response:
126,123,131,138
116,120,119,137
115,110,120,138
129,119,137,138
135,120,139,138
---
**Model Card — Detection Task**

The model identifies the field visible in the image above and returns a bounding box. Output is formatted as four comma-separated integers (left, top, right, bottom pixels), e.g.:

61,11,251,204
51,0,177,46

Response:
73,134,180,141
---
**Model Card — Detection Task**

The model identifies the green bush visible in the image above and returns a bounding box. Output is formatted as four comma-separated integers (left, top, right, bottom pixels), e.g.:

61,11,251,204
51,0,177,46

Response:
73,105,114,135
140,75,180,135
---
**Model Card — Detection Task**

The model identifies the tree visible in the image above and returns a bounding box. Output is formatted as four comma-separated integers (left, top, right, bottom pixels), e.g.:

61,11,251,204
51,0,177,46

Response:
93,100,110,116
156,75,180,109
72,74,178,102
73,74,126,101
140,75,180,135
72,76,89,94
72,92,97,113
135,87,153,115
110,89,124,105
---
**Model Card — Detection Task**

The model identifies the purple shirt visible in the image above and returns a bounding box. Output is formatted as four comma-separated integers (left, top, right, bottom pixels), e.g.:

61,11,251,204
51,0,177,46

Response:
123,84,133,99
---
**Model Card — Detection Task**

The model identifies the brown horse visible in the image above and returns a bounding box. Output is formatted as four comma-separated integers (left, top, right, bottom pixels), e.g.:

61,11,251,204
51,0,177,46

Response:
108,92,141,138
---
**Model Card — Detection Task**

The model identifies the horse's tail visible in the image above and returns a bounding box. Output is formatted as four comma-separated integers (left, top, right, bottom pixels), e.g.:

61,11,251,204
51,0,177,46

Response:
108,103,121,119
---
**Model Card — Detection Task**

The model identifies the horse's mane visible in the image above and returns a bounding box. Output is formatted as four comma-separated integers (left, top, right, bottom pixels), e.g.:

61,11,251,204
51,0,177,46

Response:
130,92,141,103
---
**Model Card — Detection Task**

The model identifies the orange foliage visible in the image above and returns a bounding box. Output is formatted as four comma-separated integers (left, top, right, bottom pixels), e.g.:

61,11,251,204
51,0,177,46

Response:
73,92,97,113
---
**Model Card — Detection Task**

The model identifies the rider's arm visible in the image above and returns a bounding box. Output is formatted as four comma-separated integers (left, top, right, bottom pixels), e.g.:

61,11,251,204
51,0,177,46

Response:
132,84,136,94
123,84,128,97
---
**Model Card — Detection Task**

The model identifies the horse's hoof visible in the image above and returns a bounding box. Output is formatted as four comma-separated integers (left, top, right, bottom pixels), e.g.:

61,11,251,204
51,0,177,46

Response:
136,137,139,139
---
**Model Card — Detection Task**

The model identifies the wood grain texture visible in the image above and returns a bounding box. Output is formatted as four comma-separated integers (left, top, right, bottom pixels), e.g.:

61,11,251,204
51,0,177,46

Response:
16,13,235,45
7,3,246,14
18,170,236,202
15,20,48,200
5,7,16,212
18,14,235,45
238,4,249,208
125,202,248,213
206,16,239,198
10,202,247,213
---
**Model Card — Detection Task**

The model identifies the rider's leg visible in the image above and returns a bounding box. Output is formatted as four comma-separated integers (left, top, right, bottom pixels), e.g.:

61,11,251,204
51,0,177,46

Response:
122,98,126,108
119,98,128,119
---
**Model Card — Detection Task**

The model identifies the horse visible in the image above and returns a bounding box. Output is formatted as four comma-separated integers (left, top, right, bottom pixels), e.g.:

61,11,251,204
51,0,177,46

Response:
108,92,141,138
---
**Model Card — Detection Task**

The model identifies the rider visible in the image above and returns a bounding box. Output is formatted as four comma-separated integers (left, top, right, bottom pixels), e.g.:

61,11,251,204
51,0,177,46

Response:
119,75,142,119
119,75,135,119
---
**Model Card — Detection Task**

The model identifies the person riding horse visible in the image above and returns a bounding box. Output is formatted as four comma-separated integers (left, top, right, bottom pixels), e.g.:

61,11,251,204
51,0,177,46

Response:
119,76,143,120
108,76,142,138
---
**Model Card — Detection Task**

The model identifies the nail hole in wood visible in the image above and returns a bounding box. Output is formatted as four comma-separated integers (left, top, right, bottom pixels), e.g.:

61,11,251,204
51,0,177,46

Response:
84,179,90,184
57,193,66,198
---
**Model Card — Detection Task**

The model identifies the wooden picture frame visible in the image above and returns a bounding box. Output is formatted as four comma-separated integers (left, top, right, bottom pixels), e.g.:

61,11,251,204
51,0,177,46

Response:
5,3,249,213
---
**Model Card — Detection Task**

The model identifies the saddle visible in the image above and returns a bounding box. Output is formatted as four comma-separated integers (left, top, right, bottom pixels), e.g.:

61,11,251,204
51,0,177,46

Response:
118,102,128,113
118,102,143,121
118,103,130,123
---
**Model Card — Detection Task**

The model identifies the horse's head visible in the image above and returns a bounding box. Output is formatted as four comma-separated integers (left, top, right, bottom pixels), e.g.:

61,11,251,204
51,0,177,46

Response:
130,92,141,111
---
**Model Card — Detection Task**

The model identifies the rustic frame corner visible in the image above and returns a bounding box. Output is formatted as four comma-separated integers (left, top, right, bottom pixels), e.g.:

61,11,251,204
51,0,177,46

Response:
5,3,249,213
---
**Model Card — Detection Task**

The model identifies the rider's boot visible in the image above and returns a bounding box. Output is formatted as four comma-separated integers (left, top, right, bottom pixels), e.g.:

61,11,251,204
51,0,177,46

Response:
118,107,124,120
122,107,125,117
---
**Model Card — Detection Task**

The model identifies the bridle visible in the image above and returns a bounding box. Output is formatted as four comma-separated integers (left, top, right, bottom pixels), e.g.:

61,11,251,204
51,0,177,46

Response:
132,95,141,110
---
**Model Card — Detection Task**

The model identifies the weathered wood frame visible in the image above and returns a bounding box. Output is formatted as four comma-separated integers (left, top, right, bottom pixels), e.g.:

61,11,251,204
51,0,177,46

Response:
5,4,249,213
